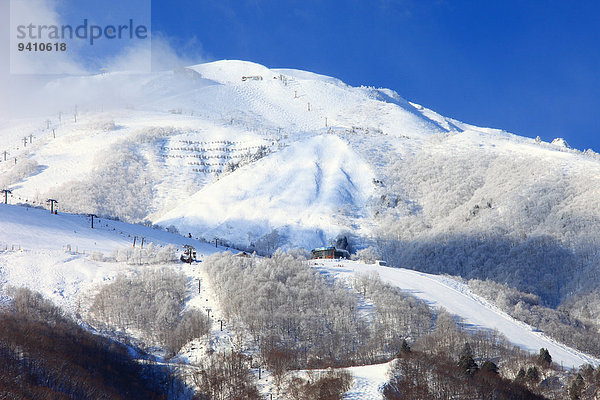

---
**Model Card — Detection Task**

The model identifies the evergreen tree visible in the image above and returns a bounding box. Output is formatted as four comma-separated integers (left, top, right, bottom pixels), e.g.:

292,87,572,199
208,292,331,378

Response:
526,366,540,383
459,342,474,359
569,373,584,400
400,339,411,355
537,348,552,368
480,360,499,374
515,367,526,382
335,235,349,251
457,342,479,376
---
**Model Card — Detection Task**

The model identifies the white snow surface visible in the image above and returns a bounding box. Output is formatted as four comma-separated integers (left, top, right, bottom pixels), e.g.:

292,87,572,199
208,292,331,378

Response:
2,58,600,397
156,134,375,249
0,203,221,314
2,59,599,253
0,59,452,249
343,361,393,400
0,203,393,398
0,204,598,399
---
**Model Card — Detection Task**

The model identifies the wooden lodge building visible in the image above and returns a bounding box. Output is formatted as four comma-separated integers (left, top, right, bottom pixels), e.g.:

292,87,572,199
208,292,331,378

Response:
311,246,350,260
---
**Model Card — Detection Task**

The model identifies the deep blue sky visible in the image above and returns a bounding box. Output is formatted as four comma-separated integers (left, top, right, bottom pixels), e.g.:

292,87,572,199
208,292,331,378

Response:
152,0,600,152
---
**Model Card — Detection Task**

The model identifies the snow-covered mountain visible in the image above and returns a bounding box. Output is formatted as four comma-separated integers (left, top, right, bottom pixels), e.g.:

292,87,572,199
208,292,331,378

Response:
2,60,600,307
0,60,447,249
3,61,600,397
0,203,597,400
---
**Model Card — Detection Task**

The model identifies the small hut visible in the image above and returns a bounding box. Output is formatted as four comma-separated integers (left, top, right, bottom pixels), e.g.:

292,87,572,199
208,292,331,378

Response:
311,246,350,260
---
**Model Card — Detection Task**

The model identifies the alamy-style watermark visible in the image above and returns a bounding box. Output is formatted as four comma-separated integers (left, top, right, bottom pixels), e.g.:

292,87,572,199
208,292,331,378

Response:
10,0,151,74
16,19,149,46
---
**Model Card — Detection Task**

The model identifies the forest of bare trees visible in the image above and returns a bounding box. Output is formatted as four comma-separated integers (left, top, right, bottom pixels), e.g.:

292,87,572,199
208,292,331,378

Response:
204,252,434,373
90,267,211,356
383,307,600,400
0,287,170,399
351,271,432,356
203,251,600,399
383,349,546,400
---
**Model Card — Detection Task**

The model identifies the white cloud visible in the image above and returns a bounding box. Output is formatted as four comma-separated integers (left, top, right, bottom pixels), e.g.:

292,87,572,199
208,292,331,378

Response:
102,34,207,73
0,0,208,120
9,0,89,75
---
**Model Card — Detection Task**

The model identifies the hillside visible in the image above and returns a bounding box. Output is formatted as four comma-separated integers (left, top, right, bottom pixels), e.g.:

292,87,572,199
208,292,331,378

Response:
0,203,220,314
1,203,597,399
314,259,599,369
2,60,600,311
1,59,600,377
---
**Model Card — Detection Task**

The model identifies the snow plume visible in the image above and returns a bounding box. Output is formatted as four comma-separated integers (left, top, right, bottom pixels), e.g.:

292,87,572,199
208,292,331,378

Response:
99,33,208,74
0,0,207,119
0,37,207,119
7,0,89,75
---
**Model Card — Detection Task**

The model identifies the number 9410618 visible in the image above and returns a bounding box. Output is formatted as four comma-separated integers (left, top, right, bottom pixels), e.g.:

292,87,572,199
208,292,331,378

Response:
18,42,66,51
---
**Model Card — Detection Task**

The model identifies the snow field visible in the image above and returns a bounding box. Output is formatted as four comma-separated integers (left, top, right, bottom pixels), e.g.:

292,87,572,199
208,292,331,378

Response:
156,134,376,249
343,361,394,400
0,203,220,314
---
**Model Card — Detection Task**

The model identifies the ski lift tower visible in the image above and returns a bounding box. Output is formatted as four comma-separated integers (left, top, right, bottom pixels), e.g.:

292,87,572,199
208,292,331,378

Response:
88,213,98,229
46,198,58,214
1,189,12,204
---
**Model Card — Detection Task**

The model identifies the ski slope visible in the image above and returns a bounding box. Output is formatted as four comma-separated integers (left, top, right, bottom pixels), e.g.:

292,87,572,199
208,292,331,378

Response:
0,203,222,314
314,259,600,369
156,134,376,249
2,59,600,262
343,361,393,400
2,58,600,397
0,203,393,399
1,203,598,399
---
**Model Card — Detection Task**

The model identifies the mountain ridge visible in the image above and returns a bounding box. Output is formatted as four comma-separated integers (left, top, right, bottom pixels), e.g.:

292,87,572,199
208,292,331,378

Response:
1,59,599,309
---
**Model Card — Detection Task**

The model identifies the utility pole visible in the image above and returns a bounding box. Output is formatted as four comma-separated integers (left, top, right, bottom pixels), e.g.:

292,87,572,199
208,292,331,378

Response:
88,213,97,229
46,198,58,214
1,189,12,204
